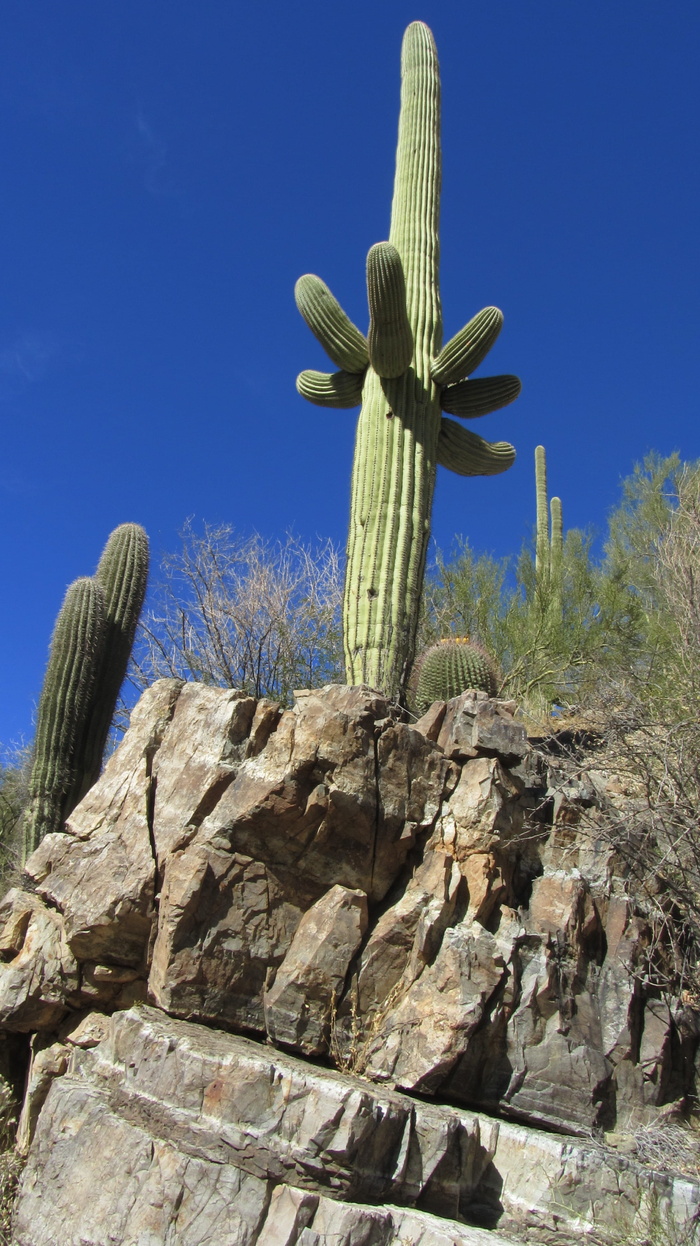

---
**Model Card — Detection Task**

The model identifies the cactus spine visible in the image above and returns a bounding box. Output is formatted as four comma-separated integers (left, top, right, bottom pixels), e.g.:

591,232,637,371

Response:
22,578,108,859
411,638,499,715
22,523,149,862
295,23,521,700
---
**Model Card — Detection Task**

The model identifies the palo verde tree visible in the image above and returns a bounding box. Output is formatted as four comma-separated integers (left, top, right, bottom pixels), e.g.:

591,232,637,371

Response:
295,22,521,700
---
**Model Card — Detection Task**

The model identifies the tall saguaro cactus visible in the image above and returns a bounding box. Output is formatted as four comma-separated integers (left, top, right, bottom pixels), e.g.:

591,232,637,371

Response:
295,22,521,698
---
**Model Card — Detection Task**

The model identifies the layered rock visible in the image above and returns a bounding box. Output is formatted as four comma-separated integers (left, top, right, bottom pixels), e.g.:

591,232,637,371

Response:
13,1007,700,1246
3,679,700,1242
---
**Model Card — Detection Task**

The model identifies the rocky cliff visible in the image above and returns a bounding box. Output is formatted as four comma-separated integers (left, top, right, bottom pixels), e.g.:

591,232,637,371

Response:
2,680,699,1244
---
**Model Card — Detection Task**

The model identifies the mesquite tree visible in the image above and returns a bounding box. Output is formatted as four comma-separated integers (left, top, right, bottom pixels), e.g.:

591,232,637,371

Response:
295,22,521,699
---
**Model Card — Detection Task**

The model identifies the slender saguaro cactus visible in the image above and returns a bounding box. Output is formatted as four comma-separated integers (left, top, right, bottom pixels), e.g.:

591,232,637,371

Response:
22,523,149,862
69,523,150,808
22,578,108,859
534,444,563,612
295,23,521,699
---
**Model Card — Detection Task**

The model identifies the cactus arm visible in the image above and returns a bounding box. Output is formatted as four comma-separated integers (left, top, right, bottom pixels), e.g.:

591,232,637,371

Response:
294,275,369,373
431,307,503,385
441,374,522,419
296,369,365,408
366,242,413,378
437,418,516,476
23,578,107,860
535,445,549,578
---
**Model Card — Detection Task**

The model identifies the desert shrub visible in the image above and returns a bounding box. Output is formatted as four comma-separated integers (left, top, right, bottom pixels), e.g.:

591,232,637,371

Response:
131,522,344,705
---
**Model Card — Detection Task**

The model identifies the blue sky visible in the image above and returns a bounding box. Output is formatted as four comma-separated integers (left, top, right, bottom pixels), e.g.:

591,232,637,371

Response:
2,1,699,745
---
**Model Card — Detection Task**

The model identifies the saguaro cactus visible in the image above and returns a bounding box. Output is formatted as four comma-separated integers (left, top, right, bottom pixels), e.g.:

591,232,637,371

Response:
22,523,150,861
22,578,108,859
534,445,563,610
295,22,521,699
69,522,150,808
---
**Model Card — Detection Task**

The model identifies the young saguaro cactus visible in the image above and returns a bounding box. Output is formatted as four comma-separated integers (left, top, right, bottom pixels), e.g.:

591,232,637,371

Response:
295,23,521,699
22,577,108,860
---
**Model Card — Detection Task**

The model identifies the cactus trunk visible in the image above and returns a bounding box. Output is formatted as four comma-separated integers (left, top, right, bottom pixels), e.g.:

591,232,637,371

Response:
22,578,107,860
68,523,149,808
344,25,441,695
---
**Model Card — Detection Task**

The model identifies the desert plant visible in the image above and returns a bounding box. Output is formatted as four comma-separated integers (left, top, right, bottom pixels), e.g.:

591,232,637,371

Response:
22,523,149,860
131,523,343,704
68,523,149,808
295,22,520,701
22,577,108,858
535,444,563,617
410,637,499,714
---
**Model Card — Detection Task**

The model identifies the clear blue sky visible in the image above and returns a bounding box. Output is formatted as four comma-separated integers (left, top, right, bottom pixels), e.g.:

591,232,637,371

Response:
2,1,699,745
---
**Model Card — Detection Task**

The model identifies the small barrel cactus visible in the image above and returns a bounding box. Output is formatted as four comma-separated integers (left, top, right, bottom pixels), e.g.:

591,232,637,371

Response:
411,637,499,715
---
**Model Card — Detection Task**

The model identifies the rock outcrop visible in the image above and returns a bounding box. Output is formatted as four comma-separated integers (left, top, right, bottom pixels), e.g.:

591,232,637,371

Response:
3,679,700,1243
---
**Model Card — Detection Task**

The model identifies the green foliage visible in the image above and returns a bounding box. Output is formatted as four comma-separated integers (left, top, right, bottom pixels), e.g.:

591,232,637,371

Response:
420,452,699,725
411,638,498,714
295,22,520,700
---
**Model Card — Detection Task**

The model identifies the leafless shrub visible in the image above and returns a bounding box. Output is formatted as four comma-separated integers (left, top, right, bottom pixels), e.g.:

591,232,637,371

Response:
131,522,344,705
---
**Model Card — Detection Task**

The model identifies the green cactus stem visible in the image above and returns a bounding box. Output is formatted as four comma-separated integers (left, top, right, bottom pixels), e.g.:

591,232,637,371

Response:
534,445,563,615
22,577,108,860
411,637,499,715
295,23,521,698
431,307,503,386
366,242,414,378
296,369,365,408
441,375,522,420
69,523,150,808
535,444,549,580
294,275,368,373
549,493,563,615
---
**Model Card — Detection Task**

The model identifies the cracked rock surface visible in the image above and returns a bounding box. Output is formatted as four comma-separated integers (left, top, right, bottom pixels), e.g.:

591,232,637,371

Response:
4,681,700,1243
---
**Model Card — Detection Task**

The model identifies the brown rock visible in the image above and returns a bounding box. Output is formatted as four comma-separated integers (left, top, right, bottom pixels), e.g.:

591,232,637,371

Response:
16,1038,70,1153
152,681,257,863
149,842,318,1031
0,890,78,1031
413,700,447,742
264,884,368,1053
24,679,183,966
433,755,523,861
438,692,528,762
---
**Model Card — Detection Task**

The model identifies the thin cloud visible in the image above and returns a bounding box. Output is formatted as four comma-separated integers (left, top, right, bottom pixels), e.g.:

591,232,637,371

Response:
131,108,173,196
0,332,82,401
